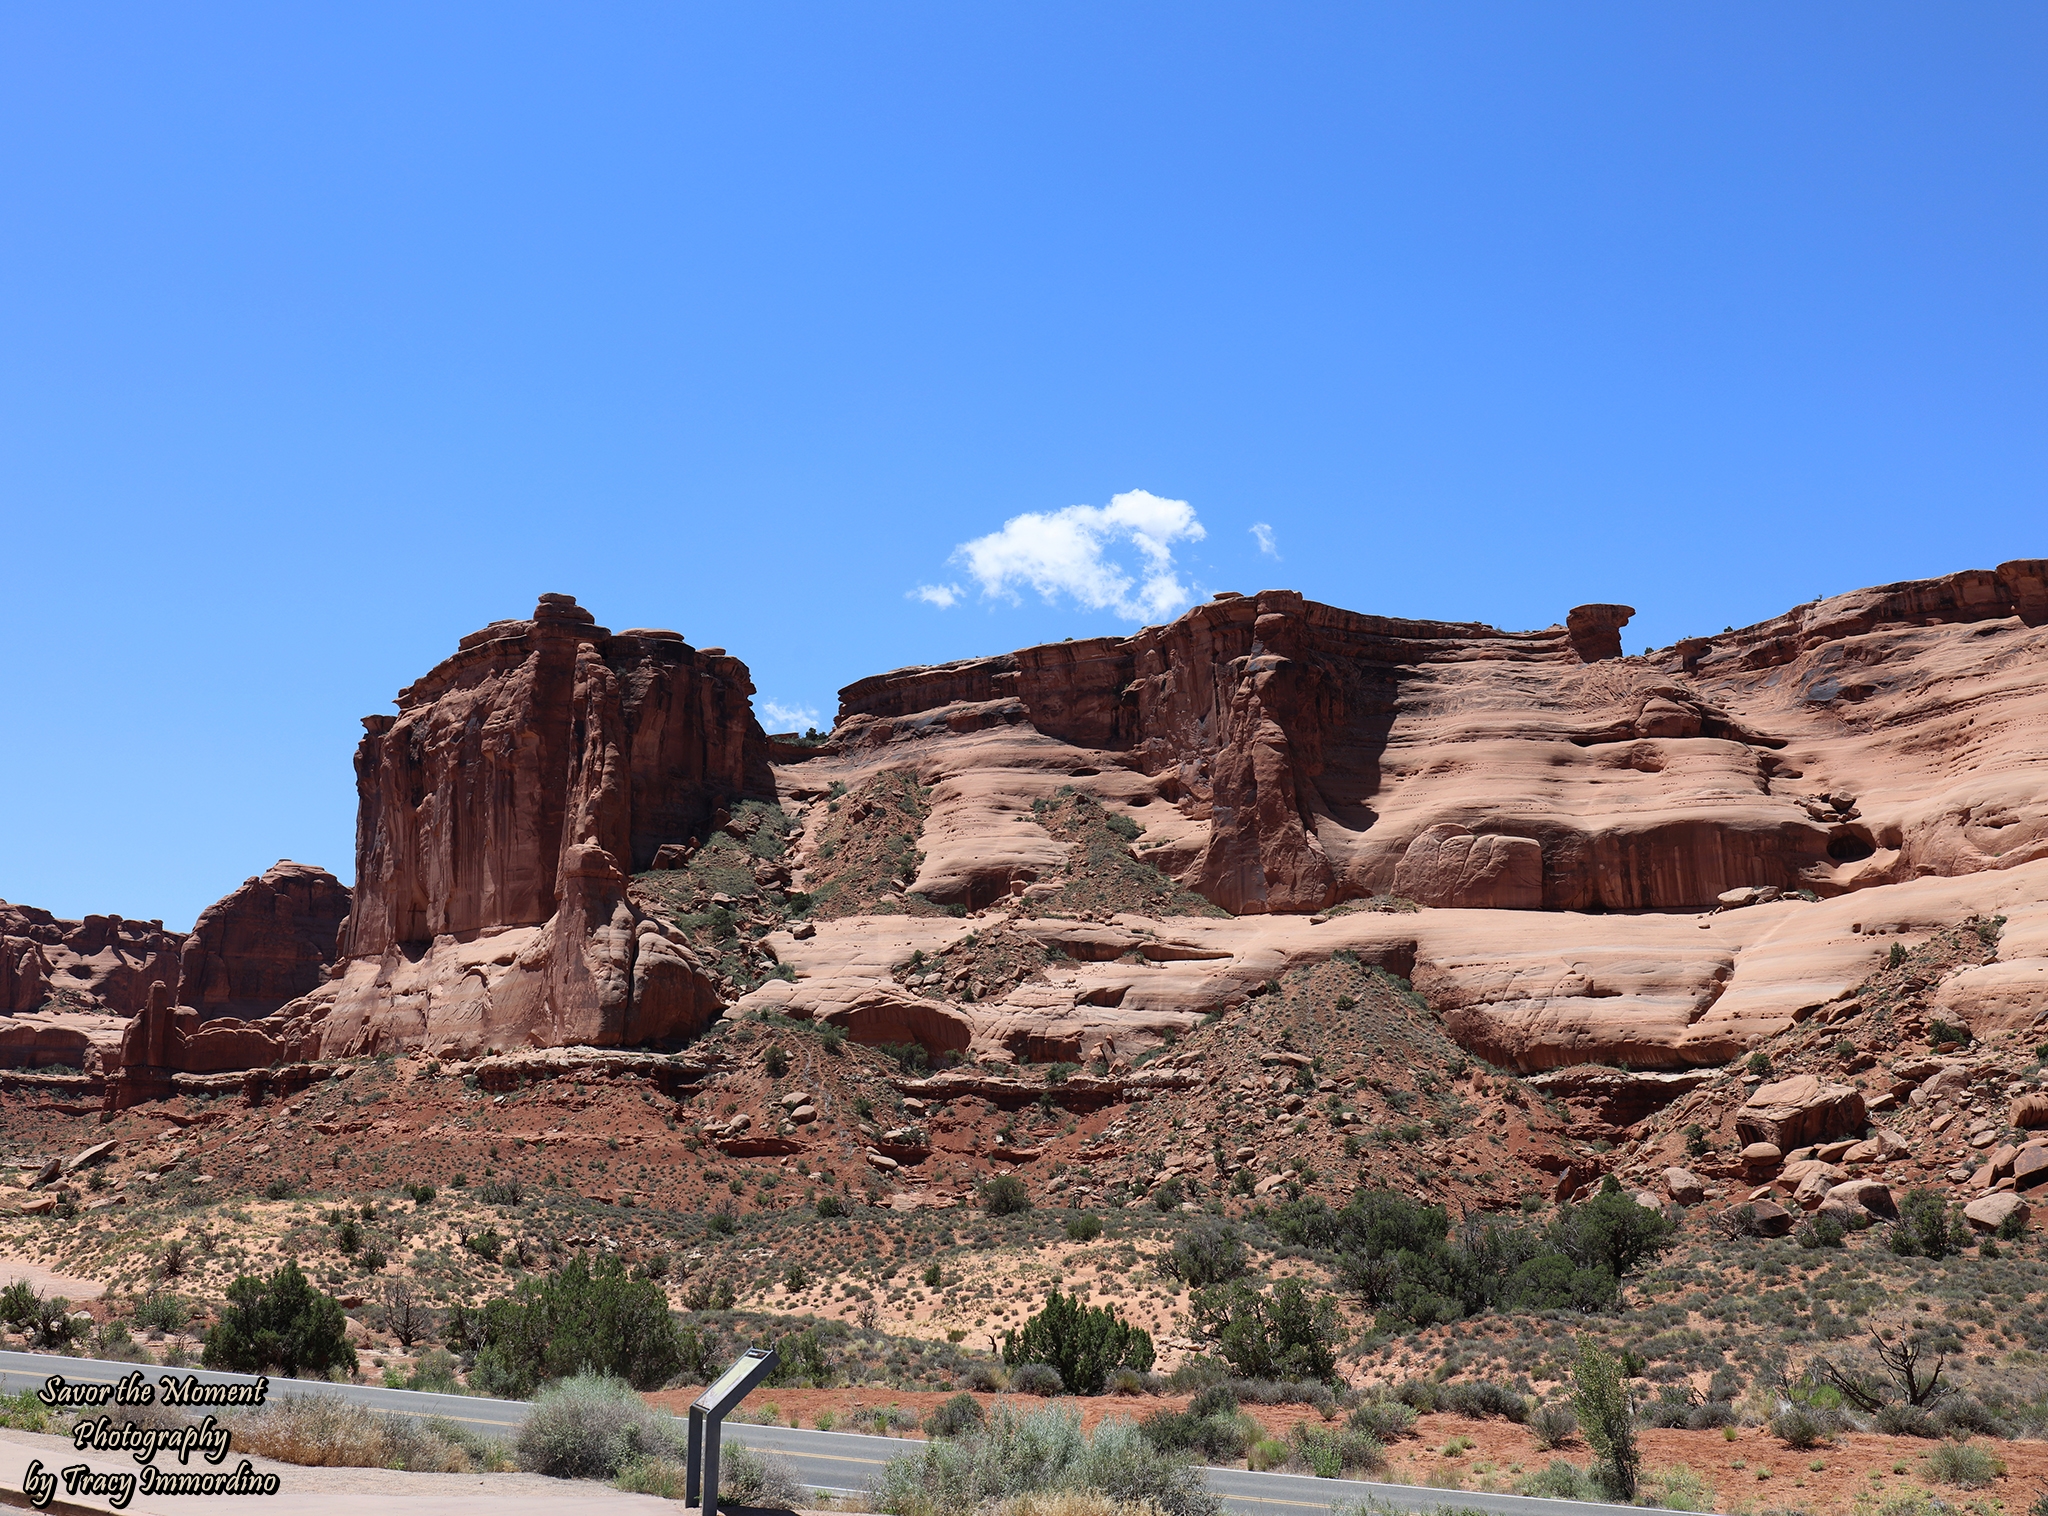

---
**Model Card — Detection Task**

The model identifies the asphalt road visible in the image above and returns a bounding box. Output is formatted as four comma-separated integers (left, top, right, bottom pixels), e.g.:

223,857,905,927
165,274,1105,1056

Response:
0,1351,1663,1516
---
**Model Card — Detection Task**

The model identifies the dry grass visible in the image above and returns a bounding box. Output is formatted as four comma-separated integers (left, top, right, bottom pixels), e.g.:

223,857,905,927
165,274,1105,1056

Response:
231,1394,471,1471
980,1495,1171,1516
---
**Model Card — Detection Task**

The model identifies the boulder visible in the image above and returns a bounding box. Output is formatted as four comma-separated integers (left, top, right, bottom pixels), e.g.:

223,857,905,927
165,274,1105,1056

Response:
1737,1076,1867,1150
2014,1148,2048,1191
1965,1193,2029,1233
1663,1166,1707,1206
2012,1094,2048,1129
1748,1200,1796,1237
1823,1180,1896,1219
1741,1142,1783,1175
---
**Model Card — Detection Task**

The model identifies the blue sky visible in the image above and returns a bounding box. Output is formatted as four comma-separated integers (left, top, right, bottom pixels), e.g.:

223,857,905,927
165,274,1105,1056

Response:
3,4,2042,929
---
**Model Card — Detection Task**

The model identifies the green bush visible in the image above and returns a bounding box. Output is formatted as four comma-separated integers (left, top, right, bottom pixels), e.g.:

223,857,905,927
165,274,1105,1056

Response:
470,1254,683,1398
514,1373,684,1478
1276,1181,1672,1328
1570,1337,1639,1500
1188,1279,1339,1384
923,1393,986,1438
1891,1189,1966,1259
815,1193,848,1218
982,1175,1032,1216
1348,1399,1417,1441
1925,1441,2005,1489
1797,1212,1847,1250
134,1291,188,1334
1772,1407,1826,1448
0,1280,38,1330
1065,1213,1103,1242
1517,1459,1601,1500
1011,1363,1064,1396
202,1260,356,1379
1164,1219,1248,1289
1002,1287,1154,1395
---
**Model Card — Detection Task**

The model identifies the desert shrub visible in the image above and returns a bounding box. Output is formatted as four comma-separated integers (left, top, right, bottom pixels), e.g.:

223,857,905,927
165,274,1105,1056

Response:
1931,1398,2010,1441
263,1177,296,1201
983,1175,1033,1216
1875,1403,1935,1437
1518,1459,1601,1500
478,1179,523,1206
1439,1380,1527,1422
1924,1441,2004,1489
514,1373,685,1479
1798,1213,1847,1250
135,1291,189,1335
1188,1279,1338,1384
1571,1337,1639,1500
1646,1464,1715,1512
816,1193,848,1218
1003,1288,1155,1395
31,1295,81,1350
964,1361,1009,1392
405,1347,464,1394
233,1395,469,1471
0,1280,38,1330
1012,1364,1066,1396
470,1253,683,1397
0,1389,50,1434
1290,1421,1384,1477
851,1405,923,1434
1164,1219,1248,1289
1065,1213,1104,1242
1282,1180,1671,1328
1152,1178,1185,1212
1529,1401,1577,1449
1772,1407,1827,1449
925,1392,987,1438
1349,1399,1418,1441
90,1320,152,1364
874,1402,1220,1516
1891,1190,1966,1259
202,1260,356,1379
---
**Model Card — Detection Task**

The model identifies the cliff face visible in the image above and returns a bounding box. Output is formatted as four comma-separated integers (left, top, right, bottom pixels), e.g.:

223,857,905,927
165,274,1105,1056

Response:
175,862,351,1020
838,562,2048,918
116,594,758,1090
347,593,767,956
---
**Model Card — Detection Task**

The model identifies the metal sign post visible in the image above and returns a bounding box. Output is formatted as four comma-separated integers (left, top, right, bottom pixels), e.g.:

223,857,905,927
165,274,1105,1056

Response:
685,1347,780,1516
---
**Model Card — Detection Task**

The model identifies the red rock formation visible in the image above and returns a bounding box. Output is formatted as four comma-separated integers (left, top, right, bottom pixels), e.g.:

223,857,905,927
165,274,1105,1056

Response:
834,561,2048,917
122,595,756,1092
0,904,183,1018
348,593,768,955
175,861,351,1019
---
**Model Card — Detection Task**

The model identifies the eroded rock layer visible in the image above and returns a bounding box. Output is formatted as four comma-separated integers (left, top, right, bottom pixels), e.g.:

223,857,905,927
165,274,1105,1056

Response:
72,561,2048,1096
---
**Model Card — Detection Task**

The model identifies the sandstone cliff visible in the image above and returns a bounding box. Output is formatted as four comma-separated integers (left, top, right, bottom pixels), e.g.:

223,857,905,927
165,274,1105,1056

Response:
174,861,351,1019
131,595,761,1086
89,562,2048,1098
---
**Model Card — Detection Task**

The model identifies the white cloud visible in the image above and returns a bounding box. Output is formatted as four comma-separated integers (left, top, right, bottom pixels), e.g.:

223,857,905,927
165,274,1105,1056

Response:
948,489,1206,622
910,583,964,609
1250,522,1280,559
760,700,823,732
